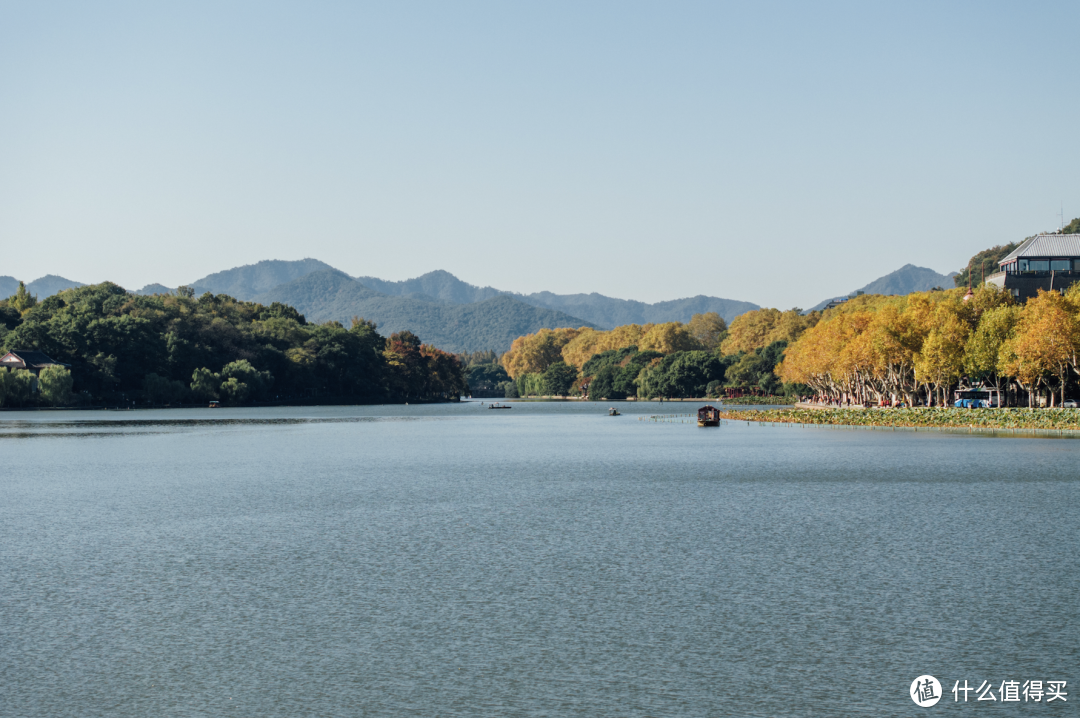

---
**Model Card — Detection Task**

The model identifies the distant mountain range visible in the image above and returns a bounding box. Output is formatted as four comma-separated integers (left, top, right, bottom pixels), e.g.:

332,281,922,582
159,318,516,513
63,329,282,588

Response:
808,264,957,311
131,259,760,351
0,274,84,299
3,259,957,352
251,270,596,352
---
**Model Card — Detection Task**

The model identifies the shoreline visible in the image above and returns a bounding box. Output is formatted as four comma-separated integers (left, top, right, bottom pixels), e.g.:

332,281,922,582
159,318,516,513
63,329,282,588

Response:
717,407,1080,437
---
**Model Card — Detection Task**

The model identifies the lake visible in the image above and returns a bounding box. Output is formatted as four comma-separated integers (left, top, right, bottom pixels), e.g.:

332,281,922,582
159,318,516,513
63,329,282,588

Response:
2,401,1077,716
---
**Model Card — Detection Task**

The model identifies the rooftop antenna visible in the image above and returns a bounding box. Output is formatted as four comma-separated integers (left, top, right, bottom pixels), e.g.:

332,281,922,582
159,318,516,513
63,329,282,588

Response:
1061,201,1065,232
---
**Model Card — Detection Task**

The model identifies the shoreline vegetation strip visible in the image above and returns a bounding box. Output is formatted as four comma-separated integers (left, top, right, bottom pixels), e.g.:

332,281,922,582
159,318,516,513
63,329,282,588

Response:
716,407,1080,432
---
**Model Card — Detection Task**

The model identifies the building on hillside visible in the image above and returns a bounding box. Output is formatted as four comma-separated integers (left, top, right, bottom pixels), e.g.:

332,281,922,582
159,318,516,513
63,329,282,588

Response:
986,234,1080,301
0,350,69,374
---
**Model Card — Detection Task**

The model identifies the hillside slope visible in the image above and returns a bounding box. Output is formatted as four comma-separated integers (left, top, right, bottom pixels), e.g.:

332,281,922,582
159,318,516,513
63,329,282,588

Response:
356,270,505,304
253,271,593,352
355,268,760,327
521,291,760,328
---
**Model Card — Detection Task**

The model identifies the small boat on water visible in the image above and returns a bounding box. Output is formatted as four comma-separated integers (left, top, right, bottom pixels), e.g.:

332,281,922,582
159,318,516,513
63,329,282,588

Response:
697,404,720,427
608,407,620,416
488,402,512,409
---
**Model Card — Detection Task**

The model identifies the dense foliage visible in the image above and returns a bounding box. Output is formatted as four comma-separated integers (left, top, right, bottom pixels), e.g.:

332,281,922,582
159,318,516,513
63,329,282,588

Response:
502,312,813,400
719,308,819,355
581,348,663,401
778,284,1080,407
953,242,1021,288
722,341,790,396
465,362,513,398
0,283,466,407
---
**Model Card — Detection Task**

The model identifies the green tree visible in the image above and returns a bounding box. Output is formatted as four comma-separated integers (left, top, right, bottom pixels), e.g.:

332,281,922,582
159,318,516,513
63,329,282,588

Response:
467,362,511,397
639,351,726,398
37,365,73,406
588,365,619,400
220,359,273,402
954,242,1021,287
0,302,20,330
190,367,221,400
8,281,37,314
143,372,189,404
516,372,545,397
541,362,578,396
0,369,35,407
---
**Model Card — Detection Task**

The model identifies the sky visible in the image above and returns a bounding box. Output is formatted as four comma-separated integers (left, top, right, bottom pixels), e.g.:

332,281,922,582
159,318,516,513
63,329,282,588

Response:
2,1,1079,309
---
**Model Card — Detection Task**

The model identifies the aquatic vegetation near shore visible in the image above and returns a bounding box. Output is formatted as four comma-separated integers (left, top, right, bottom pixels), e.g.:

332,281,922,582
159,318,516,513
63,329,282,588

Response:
718,407,1080,431
716,396,790,405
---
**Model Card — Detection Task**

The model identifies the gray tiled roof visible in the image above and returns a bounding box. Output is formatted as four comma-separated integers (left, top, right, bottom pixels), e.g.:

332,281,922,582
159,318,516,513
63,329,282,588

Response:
1000,234,1080,264
1,350,66,367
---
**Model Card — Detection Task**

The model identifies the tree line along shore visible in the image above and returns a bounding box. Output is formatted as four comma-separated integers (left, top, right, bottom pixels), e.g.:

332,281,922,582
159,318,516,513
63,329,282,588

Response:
7,231,1080,418
475,276,1080,412
0,282,465,408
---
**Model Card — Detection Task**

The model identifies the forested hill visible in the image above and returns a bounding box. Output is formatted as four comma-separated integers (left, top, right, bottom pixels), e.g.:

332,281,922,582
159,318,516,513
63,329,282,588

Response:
356,269,505,304
253,270,595,353
0,282,466,406
352,271,760,326
8,260,756,352
518,291,759,328
189,258,338,299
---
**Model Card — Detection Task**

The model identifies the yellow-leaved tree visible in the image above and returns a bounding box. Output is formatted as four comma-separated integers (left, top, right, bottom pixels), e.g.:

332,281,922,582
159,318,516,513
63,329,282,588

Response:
638,322,703,354
720,308,819,355
560,325,648,369
913,298,971,406
501,327,584,379
998,289,1079,406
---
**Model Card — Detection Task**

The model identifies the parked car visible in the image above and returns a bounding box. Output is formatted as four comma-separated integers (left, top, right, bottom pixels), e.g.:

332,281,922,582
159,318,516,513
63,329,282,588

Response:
1063,400,1078,408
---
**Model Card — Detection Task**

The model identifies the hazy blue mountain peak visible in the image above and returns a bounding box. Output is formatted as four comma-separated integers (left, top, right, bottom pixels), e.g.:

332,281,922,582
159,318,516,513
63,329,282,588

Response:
809,264,955,311
190,258,339,300
355,270,505,305
252,270,592,352
134,283,176,296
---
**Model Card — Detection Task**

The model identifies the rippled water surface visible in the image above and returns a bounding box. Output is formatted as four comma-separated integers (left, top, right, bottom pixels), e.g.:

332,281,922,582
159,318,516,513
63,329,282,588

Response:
2,401,1077,717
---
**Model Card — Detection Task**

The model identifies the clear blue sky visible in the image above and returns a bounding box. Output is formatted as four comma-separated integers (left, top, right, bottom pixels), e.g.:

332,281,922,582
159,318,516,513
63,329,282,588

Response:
2,1,1078,308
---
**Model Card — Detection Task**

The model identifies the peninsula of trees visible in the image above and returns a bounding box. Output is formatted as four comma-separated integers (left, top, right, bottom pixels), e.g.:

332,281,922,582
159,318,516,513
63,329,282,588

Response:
0,282,466,408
